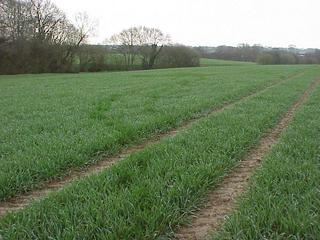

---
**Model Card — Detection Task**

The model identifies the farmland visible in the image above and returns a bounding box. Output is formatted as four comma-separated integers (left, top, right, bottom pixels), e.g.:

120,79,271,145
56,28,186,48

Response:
0,64,307,200
200,58,256,67
0,64,319,239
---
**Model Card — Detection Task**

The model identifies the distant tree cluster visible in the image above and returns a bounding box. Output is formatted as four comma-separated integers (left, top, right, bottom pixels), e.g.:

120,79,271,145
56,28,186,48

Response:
257,49,320,65
210,44,263,62
157,45,200,68
195,44,320,65
109,26,170,70
0,0,96,74
256,50,297,64
107,27,199,70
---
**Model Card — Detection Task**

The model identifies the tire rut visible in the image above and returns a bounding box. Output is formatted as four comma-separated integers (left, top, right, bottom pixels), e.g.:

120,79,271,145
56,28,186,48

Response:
174,78,320,240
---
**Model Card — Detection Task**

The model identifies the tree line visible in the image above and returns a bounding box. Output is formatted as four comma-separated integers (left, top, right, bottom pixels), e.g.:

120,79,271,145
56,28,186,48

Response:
0,0,95,74
0,0,199,75
195,44,320,65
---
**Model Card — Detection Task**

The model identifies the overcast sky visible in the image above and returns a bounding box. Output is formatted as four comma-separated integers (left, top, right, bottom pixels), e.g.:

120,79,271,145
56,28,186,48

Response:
53,0,319,48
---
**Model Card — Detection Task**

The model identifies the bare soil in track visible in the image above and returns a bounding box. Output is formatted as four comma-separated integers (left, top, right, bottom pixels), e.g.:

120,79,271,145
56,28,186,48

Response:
0,72,304,218
174,78,320,240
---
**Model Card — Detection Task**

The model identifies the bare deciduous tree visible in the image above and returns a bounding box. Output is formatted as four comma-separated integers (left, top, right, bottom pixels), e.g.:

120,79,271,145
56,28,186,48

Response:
0,0,98,73
61,12,97,68
108,26,171,69
136,26,171,69
0,0,32,41
29,0,66,41
74,12,96,46
109,27,140,69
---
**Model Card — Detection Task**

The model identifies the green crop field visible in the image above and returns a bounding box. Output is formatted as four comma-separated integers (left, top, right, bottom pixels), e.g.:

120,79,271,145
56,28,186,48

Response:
200,58,256,67
0,65,307,200
0,64,319,239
